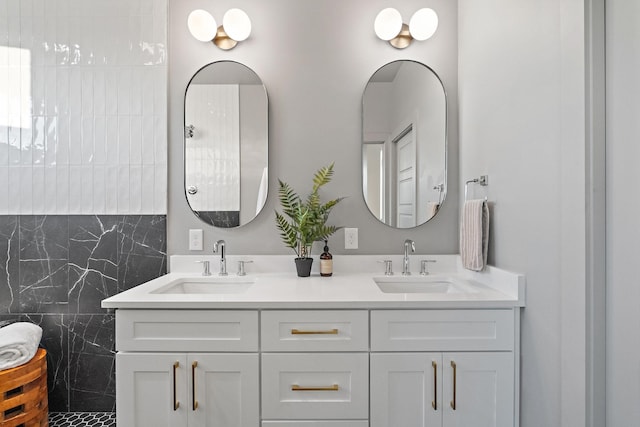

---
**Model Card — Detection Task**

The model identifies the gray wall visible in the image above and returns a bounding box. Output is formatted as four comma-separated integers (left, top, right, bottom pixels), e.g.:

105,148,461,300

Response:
458,0,590,426
606,0,640,424
168,0,459,256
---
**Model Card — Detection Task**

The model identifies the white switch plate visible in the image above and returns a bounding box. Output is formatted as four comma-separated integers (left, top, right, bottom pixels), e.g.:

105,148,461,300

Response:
344,227,358,249
189,229,203,251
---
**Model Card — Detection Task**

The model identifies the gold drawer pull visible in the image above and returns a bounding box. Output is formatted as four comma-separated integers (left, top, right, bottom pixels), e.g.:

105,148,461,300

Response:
192,361,198,411
432,360,437,410
290,328,339,335
291,384,340,391
450,360,457,410
173,361,180,411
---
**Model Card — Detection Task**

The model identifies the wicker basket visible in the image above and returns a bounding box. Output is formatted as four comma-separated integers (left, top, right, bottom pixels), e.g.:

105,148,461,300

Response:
0,348,48,427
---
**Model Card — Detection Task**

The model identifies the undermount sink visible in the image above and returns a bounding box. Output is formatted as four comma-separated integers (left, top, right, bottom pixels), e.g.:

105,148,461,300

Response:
373,276,478,294
151,277,254,295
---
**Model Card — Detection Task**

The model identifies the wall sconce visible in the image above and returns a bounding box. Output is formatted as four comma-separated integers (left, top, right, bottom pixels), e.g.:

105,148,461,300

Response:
374,8,438,49
187,8,252,50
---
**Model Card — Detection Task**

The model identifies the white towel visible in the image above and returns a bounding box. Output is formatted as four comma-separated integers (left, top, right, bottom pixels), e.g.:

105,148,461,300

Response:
0,322,43,371
460,199,489,271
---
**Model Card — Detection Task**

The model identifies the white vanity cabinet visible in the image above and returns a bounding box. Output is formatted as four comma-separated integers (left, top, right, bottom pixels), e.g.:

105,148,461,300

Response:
370,309,518,427
115,310,260,427
113,306,520,427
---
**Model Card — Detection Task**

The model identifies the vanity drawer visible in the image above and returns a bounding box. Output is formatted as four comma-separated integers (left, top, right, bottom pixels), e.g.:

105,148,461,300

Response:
261,353,369,420
261,310,368,352
116,310,258,352
371,309,514,351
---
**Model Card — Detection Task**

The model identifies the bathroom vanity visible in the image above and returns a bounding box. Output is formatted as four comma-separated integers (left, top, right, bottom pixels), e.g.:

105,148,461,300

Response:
102,255,525,427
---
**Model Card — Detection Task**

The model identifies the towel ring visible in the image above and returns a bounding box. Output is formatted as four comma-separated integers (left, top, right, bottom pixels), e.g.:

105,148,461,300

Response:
464,175,488,201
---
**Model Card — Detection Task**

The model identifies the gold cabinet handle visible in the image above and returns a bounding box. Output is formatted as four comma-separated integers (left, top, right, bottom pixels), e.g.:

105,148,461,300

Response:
432,361,437,410
191,361,198,410
290,328,339,335
173,361,180,411
291,384,339,391
450,361,457,410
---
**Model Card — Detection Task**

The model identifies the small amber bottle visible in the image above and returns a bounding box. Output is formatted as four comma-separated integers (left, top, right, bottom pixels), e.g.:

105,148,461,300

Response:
320,240,333,277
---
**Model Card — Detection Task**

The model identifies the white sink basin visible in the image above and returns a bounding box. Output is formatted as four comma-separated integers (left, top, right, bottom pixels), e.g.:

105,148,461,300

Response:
151,277,254,295
373,276,479,294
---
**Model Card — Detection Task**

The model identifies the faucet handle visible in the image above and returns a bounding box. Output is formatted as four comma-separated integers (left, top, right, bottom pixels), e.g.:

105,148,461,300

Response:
237,260,253,276
420,259,437,276
195,260,211,276
378,260,394,276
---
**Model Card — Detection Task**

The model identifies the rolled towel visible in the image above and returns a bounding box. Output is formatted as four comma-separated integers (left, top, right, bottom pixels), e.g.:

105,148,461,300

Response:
460,199,489,271
0,322,43,371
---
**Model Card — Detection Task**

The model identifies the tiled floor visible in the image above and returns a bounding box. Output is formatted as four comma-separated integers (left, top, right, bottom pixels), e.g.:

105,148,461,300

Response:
49,412,116,427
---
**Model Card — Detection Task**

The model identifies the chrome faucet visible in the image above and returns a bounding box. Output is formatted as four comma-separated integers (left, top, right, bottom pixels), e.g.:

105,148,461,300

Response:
213,240,228,276
402,239,416,275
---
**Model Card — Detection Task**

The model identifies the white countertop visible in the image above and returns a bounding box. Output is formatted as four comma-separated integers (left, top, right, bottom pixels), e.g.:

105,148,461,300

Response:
102,255,525,310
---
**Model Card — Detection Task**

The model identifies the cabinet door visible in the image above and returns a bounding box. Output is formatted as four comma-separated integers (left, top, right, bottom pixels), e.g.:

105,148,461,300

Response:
442,352,514,427
116,353,188,427
370,353,442,427
188,353,259,427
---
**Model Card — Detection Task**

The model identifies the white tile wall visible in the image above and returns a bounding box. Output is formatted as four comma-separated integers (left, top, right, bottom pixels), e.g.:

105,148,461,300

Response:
0,0,167,215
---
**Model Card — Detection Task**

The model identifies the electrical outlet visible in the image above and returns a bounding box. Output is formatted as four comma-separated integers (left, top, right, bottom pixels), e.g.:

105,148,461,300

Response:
189,229,203,251
344,228,358,249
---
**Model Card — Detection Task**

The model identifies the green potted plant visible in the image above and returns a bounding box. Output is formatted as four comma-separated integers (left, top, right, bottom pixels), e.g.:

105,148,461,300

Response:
275,163,344,277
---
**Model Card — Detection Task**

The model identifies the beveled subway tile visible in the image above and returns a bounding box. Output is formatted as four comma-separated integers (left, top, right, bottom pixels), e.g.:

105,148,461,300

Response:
19,166,33,214
7,166,20,214
68,165,82,214
56,166,70,214
80,166,93,214
45,166,57,214
56,68,70,116
45,116,58,166
0,167,8,214
141,116,153,164
81,68,94,116
154,164,166,214
93,166,106,214
104,69,118,116
31,166,45,214
93,70,106,116
129,165,142,214
81,116,93,165
130,116,142,165
141,165,154,214
118,116,130,165
105,166,118,215
116,165,130,214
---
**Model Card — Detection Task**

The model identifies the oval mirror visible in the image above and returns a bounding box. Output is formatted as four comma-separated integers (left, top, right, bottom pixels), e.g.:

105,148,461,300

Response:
185,61,268,227
362,60,447,228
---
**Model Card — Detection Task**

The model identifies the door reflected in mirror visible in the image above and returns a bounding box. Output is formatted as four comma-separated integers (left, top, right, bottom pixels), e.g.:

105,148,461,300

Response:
184,61,268,228
362,60,447,228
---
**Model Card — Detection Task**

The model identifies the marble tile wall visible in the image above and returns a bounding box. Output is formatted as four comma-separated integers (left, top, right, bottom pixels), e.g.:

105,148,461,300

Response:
0,214,167,412
0,0,168,215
